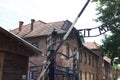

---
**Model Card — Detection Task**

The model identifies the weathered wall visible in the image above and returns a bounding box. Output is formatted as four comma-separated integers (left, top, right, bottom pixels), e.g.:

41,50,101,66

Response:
25,35,80,78
25,34,106,80
2,53,28,80
0,35,33,56
79,47,99,80
0,53,4,80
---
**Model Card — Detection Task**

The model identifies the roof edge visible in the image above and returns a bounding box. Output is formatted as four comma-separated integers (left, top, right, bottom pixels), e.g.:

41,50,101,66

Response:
0,27,43,56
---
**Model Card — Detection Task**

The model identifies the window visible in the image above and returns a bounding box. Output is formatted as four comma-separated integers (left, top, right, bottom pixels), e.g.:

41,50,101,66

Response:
89,55,91,65
80,51,83,63
91,73,93,80
89,73,91,80
29,66,37,80
80,70,82,80
87,73,89,80
85,72,87,80
84,52,87,64
87,53,89,64
82,51,87,64
66,43,70,56
92,56,94,67
94,57,97,68
82,72,85,80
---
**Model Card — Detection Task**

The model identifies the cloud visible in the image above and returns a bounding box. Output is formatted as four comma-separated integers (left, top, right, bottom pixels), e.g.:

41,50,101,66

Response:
0,0,89,22
0,0,100,29
0,0,103,44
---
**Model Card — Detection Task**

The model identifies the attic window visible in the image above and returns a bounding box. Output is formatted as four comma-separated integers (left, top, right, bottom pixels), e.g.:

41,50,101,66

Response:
32,42,39,48
66,43,70,56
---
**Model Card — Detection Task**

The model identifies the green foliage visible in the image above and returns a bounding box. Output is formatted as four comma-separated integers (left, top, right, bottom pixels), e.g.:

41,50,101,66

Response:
112,64,120,80
92,0,120,65
92,0,120,23
101,29,120,65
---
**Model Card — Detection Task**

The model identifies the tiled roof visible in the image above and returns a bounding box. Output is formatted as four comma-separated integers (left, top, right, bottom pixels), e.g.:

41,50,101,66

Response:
82,42,100,49
11,20,66,38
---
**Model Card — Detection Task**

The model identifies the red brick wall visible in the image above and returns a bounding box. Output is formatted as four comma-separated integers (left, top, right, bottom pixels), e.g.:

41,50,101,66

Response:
25,35,80,79
25,35,111,80
80,47,99,80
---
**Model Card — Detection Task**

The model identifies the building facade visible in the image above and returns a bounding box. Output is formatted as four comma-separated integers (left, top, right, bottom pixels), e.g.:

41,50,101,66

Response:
79,45,99,80
83,42,112,80
11,19,111,80
0,27,42,80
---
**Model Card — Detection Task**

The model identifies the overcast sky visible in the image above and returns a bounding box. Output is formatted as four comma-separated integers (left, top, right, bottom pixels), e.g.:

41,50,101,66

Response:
0,0,104,44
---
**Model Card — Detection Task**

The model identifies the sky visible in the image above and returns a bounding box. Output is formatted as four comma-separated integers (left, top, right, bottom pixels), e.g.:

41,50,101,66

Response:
0,0,105,44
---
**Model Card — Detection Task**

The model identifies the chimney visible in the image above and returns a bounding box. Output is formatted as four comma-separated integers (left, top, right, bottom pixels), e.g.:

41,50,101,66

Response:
31,19,35,31
19,21,24,31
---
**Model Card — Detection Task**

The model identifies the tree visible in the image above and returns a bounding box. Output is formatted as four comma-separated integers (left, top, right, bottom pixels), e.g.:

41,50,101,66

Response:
92,0,120,65
101,29,120,65
92,0,120,23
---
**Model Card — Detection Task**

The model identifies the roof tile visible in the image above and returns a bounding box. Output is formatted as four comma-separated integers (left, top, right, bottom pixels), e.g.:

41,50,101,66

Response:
11,20,66,38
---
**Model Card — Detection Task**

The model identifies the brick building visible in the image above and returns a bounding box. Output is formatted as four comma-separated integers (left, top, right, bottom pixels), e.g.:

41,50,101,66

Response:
79,45,99,80
83,42,112,80
11,19,111,80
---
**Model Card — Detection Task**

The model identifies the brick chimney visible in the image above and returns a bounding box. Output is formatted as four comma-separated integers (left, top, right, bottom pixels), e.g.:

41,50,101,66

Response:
31,19,35,31
19,21,24,31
